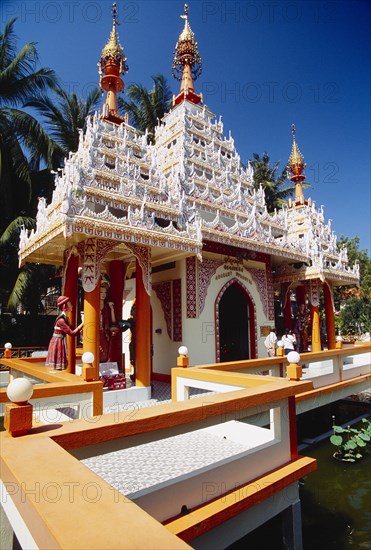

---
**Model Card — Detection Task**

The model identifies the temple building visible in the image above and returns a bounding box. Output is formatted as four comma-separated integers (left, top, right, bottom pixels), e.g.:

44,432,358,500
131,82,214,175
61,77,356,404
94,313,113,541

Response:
18,4,359,392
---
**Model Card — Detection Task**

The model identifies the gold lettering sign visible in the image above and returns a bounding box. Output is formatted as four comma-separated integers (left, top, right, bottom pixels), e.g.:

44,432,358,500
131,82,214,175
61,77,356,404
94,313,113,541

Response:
260,326,271,337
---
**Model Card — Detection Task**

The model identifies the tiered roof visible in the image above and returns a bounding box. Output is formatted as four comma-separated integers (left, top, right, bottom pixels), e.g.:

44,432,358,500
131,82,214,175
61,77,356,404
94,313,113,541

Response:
18,4,359,288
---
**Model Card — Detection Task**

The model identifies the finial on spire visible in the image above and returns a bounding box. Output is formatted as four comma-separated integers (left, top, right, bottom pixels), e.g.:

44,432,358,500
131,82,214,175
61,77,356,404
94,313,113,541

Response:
288,124,307,206
172,4,203,106
98,3,128,124
112,1,118,26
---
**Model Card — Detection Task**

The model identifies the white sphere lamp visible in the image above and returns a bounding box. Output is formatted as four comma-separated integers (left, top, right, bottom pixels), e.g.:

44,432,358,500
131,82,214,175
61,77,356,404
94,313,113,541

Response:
286,351,302,381
177,346,189,368
7,378,33,404
4,342,12,358
287,351,300,364
82,351,95,364
81,352,96,382
276,340,284,357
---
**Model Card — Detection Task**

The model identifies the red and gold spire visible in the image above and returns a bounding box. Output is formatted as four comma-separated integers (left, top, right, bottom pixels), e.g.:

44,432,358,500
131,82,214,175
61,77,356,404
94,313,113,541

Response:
98,2,128,124
288,124,307,205
172,4,203,107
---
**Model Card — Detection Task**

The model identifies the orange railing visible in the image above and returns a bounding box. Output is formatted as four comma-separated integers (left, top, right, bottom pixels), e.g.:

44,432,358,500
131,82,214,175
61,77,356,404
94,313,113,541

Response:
0,356,102,418
171,344,371,404
0,346,47,359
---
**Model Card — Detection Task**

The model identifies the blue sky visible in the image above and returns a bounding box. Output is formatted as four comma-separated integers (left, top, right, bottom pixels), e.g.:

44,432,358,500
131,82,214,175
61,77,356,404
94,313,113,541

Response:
2,0,370,252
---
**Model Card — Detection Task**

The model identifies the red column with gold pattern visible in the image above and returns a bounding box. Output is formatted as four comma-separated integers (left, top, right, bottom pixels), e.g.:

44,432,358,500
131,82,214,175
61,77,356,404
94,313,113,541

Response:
296,285,306,308
64,252,79,373
324,282,336,349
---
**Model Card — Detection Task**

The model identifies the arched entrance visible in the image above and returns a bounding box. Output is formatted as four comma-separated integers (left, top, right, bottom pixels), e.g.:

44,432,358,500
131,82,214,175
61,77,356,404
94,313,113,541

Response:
216,279,256,362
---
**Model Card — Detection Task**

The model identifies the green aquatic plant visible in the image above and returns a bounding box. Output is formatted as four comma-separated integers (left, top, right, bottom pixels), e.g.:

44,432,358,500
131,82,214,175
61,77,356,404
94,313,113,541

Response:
330,417,371,462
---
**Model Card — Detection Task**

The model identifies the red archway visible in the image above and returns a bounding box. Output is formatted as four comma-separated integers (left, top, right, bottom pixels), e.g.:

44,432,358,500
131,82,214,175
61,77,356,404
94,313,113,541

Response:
215,278,257,362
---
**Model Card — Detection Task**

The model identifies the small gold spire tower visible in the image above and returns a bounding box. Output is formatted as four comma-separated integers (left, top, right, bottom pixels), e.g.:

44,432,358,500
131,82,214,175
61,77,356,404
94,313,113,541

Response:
172,4,203,106
98,2,128,124
288,124,307,206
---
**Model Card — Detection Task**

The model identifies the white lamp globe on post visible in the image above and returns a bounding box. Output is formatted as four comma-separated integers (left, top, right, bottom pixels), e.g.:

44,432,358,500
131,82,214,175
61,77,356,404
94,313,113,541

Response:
336,335,343,349
5,378,34,437
82,351,95,365
81,352,96,381
6,378,33,405
287,351,300,365
286,351,302,381
276,340,284,357
4,342,12,358
177,346,189,368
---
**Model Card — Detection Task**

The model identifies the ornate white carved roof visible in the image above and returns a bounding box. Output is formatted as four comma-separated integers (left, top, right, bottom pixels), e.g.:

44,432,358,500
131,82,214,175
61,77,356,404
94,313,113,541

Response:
19,100,359,286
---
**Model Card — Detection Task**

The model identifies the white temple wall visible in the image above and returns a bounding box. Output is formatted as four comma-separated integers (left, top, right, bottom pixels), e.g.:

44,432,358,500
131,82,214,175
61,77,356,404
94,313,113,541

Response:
181,260,271,367
151,263,183,376
122,258,273,376
122,279,135,373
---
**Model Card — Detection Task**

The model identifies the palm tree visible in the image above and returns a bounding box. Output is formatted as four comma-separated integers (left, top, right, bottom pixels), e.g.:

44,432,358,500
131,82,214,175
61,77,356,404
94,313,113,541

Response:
119,74,172,142
0,17,58,235
0,18,60,315
249,152,302,212
24,85,102,163
2,84,102,314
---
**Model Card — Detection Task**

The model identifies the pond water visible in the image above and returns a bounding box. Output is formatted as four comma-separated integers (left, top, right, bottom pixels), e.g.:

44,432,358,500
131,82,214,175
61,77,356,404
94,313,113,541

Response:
300,430,371,549
228,400,371,550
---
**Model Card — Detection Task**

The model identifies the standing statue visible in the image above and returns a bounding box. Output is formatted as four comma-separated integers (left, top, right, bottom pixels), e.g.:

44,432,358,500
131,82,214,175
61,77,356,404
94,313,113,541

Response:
99,277,118,363
118,303,136,381
46,296,83,370
294,303,310,352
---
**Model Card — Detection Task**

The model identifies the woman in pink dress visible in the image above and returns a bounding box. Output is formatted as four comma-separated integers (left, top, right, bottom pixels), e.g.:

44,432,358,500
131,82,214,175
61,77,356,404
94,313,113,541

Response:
46,296,83,370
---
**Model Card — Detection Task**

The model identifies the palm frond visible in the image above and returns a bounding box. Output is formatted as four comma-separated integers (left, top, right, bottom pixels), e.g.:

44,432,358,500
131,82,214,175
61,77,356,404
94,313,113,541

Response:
119,75,172,141
250,151,311,212
7,263,35,311
24,84,102,155
3,107,60,168
0,18,18,70
0,216,35,246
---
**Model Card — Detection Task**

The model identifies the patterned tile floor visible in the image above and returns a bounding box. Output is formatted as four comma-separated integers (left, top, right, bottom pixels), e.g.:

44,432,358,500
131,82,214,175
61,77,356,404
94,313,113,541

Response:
103,380,212,413
82,381,239,500
82,428,248,499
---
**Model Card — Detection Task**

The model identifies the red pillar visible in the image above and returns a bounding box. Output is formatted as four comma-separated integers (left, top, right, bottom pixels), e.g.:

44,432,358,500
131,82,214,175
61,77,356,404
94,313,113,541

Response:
109,260,125,371
324,282,336,349
288,396,298,460
135,259,151,387
296,285,306,307
83,283,100,380
282,283,292,329
63,253,79,373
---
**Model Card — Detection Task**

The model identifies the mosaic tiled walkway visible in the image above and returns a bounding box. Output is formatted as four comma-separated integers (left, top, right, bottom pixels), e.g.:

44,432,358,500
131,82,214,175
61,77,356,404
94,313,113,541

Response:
103,380,212,413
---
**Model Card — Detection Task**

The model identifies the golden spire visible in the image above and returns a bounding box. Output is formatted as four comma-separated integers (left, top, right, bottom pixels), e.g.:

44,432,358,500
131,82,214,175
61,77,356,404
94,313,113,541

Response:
288,124,307,205
172,4,203,106
98,3,128,124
